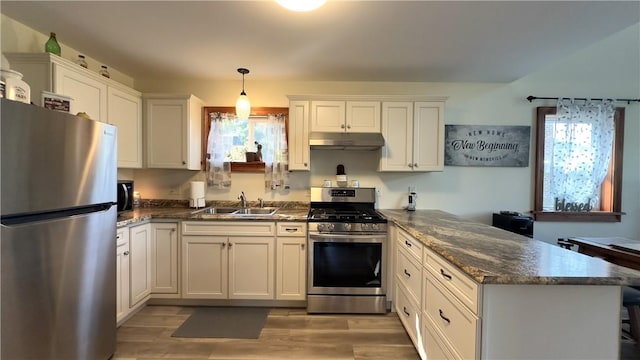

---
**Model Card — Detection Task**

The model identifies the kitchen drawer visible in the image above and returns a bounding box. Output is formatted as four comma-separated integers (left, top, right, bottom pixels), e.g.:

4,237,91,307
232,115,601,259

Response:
424,271,480,360
182,221,275,236
117,227,128,246
397,228,423,261
395,282,421,347
424,246,480,314
423,319,457,360
396,247,422,305
276,222,307,237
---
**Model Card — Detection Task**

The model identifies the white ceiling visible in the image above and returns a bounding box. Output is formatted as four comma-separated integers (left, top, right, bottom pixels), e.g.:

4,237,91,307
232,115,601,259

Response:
2,1,639,83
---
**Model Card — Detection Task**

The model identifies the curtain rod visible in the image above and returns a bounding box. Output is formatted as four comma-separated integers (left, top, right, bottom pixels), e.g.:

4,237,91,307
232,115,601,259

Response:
526,95,640,104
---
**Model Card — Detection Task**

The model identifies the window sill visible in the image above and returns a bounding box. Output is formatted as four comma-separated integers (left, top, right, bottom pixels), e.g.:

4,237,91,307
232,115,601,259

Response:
230,162,265,173
532,211,623,222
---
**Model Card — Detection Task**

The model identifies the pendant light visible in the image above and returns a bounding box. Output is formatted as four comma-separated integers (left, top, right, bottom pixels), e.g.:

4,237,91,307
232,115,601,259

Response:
276,0,326,12
235,68,251,119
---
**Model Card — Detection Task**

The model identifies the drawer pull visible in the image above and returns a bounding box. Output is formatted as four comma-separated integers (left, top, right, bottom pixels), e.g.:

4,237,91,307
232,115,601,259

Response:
403,307,410,317
123,251,129,256
285,228,298,232
439,309,451,324
403,269,411,277
440,268,452,280
405,240,412,247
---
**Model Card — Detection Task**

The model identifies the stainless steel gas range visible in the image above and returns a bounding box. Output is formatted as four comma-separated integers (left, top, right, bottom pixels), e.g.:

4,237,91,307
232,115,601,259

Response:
306,187,388,314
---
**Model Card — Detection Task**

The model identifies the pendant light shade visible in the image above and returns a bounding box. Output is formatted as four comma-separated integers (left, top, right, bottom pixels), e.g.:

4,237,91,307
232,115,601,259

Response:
235,68,251,119
276,0,326,12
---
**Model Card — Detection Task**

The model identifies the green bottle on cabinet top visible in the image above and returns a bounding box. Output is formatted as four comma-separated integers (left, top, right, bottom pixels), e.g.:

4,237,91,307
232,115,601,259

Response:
44,32,61,56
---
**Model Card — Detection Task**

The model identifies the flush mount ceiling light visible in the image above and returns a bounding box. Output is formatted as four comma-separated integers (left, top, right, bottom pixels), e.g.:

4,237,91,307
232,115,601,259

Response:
276,0,326,12
235,68,251,120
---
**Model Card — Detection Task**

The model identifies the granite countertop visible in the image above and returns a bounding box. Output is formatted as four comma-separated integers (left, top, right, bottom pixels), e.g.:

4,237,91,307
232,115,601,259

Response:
380,209,640,286
116,200,309,228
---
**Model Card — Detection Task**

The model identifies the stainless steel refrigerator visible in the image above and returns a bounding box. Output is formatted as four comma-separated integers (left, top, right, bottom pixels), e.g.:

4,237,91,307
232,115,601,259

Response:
1,99,117,359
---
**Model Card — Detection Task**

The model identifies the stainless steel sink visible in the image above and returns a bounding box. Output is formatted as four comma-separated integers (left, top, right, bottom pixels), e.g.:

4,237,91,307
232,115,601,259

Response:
191,207,278,216
232,207,278,216
191,207,239,215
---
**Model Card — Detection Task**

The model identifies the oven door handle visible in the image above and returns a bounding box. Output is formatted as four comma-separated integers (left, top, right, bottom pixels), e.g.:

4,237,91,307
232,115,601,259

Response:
309,232,387,242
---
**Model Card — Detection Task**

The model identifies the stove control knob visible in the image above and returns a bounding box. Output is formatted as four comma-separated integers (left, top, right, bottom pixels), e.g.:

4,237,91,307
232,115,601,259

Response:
317,224,326,232
327,223,335,231
369,223,378,231
343,223,351,231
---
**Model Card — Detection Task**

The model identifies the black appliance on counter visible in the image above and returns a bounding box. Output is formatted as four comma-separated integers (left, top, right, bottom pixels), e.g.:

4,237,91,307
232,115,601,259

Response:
492,211,534,238
117,180,134,212
307,187,388,314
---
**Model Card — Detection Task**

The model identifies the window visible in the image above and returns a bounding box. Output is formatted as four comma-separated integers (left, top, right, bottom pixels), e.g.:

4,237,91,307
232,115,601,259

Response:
533,106,625,222
202,107,288,172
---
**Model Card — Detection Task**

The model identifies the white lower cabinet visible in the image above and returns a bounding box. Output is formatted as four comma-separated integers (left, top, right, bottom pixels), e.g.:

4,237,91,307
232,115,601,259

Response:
393,227,478,360
423,271,480,360
116,227,130,324
275,222,307,300
150,222,179,295
181,221,276,300
129,223,152,307
182,235,228,298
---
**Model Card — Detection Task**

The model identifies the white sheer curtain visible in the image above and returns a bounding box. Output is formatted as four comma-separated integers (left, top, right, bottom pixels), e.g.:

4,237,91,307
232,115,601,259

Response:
206,112,233,188
546,98,615,209
264,114,290,191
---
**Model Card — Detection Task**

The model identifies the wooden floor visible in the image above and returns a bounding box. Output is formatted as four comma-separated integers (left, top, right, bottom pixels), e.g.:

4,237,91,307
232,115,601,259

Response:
114,305,420,360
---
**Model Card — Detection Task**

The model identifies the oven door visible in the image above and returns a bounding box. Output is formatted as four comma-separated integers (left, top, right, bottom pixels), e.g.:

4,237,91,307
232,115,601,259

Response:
307,232,386,296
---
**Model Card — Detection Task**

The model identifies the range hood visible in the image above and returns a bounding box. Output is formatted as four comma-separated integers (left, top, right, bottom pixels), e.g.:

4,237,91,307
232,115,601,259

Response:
309,132,385,150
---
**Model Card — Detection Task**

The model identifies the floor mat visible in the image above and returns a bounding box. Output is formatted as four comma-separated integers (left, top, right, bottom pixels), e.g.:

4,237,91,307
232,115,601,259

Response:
171,307,270,339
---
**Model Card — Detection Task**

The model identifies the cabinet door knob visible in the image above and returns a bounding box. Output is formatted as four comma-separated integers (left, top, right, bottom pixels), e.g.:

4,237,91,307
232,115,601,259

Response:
341,124,345,129
347,124,351,129
414,163,418,168
304,162,308,167
182,161,186,165
228,242,233,248
222,242,226,248
408,163,413,168
301,244,305,249
123,251,129,256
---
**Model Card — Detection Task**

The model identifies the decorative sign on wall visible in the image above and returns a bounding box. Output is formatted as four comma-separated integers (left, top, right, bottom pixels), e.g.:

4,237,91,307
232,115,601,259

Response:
445,125,530,167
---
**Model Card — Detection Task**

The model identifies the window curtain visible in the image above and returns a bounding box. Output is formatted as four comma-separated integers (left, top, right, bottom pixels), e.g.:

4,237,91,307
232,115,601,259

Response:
264,114,290,191
206,112,233,188
548,98,615,209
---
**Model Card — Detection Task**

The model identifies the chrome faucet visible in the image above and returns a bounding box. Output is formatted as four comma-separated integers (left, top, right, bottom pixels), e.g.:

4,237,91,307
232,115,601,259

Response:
238,192,247,208
258,197,264,208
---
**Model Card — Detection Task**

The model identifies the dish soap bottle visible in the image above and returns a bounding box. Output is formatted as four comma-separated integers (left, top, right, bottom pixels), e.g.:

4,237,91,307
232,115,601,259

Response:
44,32,61,56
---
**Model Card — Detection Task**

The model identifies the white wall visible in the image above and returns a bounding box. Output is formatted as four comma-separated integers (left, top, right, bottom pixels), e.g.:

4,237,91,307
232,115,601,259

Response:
2,15,638,244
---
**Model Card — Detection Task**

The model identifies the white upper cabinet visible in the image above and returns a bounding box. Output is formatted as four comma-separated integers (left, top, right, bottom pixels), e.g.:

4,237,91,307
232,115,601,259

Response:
144,94,203,170
6,53,143,168
380,100,445,172
53,64,108,122
108,87,143,168
311,100,380,133
288,100,310,171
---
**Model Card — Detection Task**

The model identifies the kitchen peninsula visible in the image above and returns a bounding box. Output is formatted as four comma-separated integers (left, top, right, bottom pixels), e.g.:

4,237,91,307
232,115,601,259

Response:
381,209,640,360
